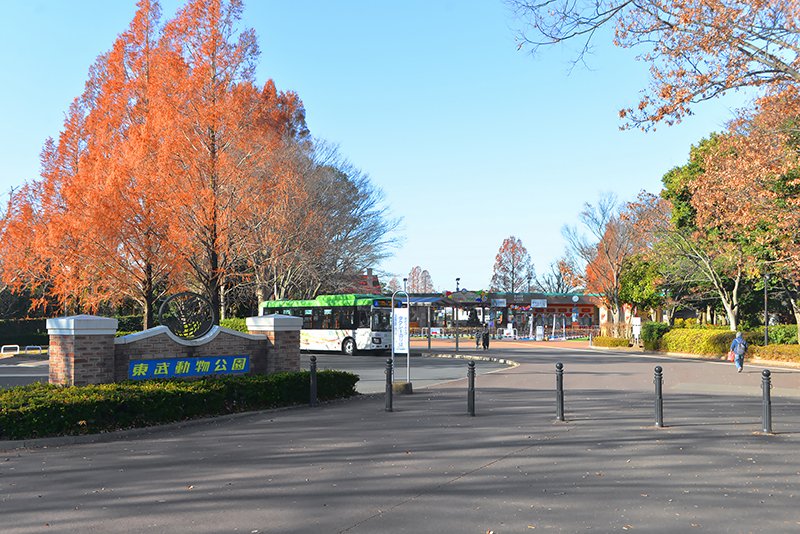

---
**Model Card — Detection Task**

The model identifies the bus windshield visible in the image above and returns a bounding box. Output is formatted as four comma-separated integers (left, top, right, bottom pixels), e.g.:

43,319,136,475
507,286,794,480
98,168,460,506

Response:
371,308,391,332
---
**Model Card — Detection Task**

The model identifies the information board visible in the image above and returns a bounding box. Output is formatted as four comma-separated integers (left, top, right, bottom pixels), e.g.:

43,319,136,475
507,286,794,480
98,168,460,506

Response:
393,307,409,353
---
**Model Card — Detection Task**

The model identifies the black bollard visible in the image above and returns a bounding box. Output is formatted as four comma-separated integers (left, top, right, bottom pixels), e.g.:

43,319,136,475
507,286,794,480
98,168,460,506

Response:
762,369,772,434
467,361,476,416
556,362,565,422
654,366,664,428
309,355,318,407
385,358,394,412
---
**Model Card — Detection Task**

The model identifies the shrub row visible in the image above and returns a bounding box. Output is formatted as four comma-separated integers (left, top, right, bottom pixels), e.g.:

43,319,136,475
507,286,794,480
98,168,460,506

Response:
672,318,698,328
220,318,248,333
592,336,630,348
641,322,670,351
0,315,265,345
658,329,762,356
671,318,729,330
116,315,144,332
753,325,799,345
0,318,48,346
0,315,147,346
750,344,800,363
0,371,358,440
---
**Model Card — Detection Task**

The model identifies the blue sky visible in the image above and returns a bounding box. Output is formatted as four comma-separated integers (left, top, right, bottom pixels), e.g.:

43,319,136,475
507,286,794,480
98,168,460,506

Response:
0,0,751,293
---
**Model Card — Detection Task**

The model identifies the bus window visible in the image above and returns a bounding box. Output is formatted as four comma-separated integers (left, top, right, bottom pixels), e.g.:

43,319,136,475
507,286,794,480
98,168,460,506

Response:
321,308,334,329
371,309,391,332
340,309,354,329
312,308,325,329
357,310,370,329
302,309,313,329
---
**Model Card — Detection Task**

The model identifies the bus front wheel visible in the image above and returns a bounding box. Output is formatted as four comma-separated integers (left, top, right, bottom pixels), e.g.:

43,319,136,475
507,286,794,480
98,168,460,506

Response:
342,338,356,356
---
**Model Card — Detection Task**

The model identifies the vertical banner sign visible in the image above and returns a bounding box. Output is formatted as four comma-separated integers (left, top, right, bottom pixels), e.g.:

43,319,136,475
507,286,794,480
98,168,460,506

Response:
393,307,409,353
632,316,642,342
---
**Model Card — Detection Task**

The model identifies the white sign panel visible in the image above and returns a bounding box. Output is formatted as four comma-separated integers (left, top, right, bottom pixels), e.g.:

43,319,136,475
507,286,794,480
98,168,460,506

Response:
491,299,507,307
536,325,544,341
393,308,409,353
531,299,548,308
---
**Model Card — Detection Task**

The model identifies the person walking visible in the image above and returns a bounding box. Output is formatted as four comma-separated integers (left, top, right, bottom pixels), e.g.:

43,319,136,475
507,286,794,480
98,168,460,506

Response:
482,328,490,350
730,332,748,372
475,327,481,350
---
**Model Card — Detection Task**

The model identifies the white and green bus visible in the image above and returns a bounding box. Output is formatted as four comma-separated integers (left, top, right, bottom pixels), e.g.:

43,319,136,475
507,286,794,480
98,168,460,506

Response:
260,294,392,355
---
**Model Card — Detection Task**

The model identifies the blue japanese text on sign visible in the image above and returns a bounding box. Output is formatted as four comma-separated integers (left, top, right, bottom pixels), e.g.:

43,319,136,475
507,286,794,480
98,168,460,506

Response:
392,307,409,353
128,355,250,380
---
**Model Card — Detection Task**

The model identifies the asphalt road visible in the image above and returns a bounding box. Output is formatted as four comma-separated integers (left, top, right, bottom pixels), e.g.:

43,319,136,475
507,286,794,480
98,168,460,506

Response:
0,351,509,393
301,351,508,393
0,356,48,388
5,345,800,532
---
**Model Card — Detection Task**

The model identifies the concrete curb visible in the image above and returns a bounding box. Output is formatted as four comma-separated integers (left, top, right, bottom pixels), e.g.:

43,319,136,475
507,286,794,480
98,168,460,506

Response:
421,352,518,368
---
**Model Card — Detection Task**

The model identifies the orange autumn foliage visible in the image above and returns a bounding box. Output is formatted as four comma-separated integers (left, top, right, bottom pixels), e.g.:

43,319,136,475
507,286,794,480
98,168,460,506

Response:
692,88,800,247
0,0,310,323
511,0,800,128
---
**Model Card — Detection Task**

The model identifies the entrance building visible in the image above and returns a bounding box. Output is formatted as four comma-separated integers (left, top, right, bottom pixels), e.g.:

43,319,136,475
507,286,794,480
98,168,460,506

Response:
407,291,600,340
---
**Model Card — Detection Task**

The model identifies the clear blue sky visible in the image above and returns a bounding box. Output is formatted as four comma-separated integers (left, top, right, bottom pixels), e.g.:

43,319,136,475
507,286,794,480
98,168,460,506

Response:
0,0,750,293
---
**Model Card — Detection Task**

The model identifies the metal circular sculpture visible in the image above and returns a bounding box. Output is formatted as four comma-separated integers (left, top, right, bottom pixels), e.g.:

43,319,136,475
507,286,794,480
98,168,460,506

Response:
158,292,216,340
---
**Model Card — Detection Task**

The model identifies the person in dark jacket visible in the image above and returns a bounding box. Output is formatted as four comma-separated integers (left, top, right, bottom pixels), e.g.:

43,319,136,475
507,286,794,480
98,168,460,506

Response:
482,328,490,350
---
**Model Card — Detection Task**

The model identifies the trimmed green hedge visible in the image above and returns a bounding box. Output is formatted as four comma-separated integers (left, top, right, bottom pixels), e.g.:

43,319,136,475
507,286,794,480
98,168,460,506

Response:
592,336,630,348
754,325,798,345
0,371,358,440
641,322,670,351
0,315,146,346
750,344,800,362
0,318,48,346
220,318,247,333
116,315,144,332
659,329,762,356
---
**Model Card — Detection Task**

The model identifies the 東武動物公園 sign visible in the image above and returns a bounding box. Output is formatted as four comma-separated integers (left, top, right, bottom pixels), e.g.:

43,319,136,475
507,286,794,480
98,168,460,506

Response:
128,355,249,380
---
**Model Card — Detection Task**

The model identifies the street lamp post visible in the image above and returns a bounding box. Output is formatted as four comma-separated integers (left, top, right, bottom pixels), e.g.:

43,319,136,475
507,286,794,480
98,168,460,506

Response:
455,277,460,351
403,277,407,292
764,273,769,346
527,273,532,338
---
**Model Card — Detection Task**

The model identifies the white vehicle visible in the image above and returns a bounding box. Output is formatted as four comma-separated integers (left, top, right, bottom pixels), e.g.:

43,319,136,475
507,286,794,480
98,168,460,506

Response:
260,294,392,355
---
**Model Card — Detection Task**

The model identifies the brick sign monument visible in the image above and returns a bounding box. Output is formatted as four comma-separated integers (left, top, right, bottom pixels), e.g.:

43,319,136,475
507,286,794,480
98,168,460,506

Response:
46,314,302,386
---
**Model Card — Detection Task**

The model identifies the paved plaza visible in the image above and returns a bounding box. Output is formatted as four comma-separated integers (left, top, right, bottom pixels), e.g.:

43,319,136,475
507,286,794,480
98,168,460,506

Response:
2,342,800,532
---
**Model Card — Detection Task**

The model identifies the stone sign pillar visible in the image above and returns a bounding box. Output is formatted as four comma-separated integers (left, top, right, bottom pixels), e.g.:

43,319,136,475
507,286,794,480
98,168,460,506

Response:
246,315,303,374
46,315,118,386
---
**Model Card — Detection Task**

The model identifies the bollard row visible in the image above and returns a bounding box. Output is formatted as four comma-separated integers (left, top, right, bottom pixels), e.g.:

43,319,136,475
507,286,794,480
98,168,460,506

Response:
654,366,664,428
309,355,318,407
762,369,772,433
555,362,565,422
467,361,476,416
379,361,776,436
385,358,393,412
